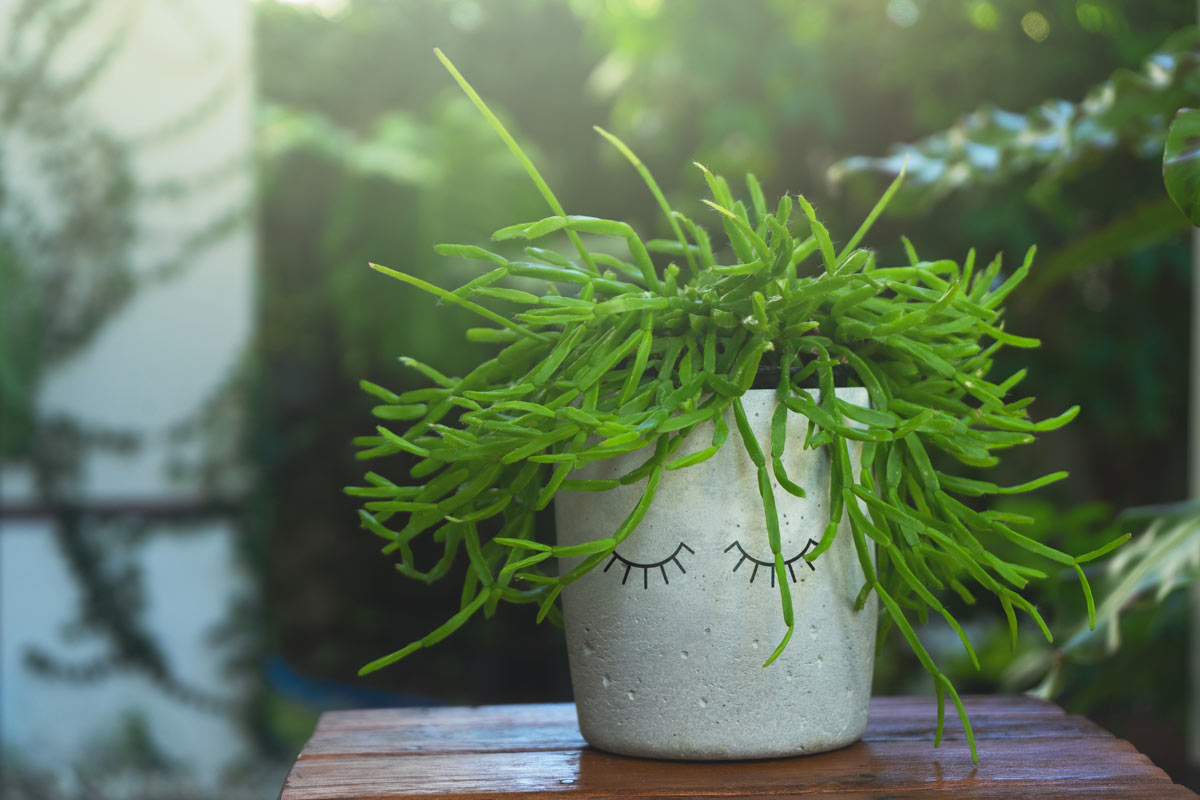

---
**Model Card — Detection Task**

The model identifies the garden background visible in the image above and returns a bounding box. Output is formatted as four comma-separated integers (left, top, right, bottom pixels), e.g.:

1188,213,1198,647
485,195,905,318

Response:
1,0,1196,796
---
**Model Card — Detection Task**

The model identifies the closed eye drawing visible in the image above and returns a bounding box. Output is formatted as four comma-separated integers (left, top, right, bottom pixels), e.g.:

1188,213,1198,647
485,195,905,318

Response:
604,542,694,589
725,539,819,586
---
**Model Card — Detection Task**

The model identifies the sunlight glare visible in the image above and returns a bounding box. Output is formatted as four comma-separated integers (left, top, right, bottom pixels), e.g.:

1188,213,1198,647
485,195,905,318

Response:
255,0,351,20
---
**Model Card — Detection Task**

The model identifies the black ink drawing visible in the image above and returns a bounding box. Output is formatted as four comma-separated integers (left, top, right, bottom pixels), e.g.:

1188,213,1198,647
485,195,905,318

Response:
725,539,820,586
605,542,694,589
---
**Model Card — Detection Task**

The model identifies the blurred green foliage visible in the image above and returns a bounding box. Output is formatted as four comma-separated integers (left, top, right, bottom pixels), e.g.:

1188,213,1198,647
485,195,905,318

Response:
832,28,1200,211
253,0,1192,768
1165,106,1200,224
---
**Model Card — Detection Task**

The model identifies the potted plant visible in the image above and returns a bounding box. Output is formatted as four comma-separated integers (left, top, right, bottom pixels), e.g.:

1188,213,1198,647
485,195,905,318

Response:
345,50,1127,763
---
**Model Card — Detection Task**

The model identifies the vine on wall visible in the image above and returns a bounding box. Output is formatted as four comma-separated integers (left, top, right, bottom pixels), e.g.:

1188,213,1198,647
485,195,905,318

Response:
0,0,258,754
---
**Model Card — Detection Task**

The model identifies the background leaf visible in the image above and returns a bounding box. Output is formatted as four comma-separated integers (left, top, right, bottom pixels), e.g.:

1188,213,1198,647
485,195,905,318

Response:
1164,107,1200,224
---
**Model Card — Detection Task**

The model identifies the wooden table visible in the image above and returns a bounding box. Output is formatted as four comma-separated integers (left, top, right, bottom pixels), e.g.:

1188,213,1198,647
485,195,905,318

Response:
279,695,1198,798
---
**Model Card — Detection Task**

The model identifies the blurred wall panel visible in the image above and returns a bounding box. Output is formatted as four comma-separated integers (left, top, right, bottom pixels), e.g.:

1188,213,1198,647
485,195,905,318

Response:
0,0,254,784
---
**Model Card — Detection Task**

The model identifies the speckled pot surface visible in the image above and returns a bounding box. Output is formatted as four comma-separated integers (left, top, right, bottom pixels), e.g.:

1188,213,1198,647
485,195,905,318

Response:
554,388,877,760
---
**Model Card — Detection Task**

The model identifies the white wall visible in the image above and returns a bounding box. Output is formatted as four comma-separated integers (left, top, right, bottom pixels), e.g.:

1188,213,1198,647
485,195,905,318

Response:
0,0,255,781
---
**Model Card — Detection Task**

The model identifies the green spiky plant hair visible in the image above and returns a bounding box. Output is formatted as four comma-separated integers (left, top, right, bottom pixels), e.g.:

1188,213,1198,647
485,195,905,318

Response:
345,49,1127,763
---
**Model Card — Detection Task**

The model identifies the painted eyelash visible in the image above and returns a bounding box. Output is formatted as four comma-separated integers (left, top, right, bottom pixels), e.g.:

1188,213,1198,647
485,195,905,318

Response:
724,539,819,586
604,541,694,589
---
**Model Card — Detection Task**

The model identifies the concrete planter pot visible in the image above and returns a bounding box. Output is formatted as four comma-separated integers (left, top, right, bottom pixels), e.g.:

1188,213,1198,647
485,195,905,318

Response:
554,387,877,760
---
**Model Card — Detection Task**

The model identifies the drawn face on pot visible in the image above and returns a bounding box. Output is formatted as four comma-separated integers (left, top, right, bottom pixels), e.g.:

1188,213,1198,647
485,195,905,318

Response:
561,515,877,761
557,503,870,708
557,505,872,710
555,389,871,663
599,537,822,591
554,392,877,758
558,498,849,616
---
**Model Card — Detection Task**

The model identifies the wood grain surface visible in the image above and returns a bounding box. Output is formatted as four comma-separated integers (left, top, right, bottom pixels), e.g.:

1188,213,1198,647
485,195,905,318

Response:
279,695,1197,799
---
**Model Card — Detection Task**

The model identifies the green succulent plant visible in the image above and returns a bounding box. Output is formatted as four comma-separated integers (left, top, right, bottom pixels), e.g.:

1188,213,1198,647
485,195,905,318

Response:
345,50,1127,762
